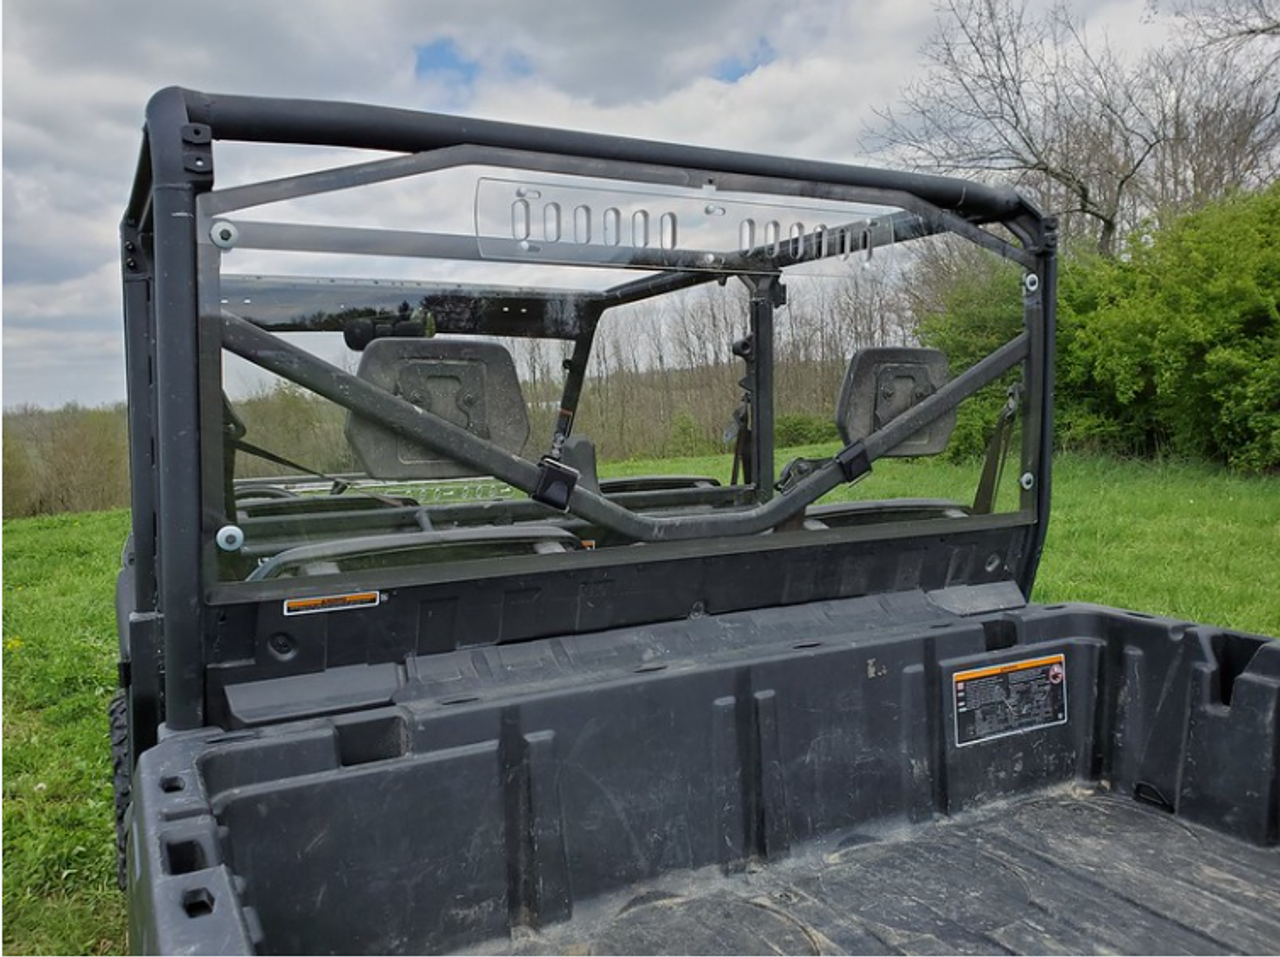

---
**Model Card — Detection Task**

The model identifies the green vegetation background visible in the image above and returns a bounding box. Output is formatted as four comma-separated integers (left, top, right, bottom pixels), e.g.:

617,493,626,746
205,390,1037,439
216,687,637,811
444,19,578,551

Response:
920,184,1280,470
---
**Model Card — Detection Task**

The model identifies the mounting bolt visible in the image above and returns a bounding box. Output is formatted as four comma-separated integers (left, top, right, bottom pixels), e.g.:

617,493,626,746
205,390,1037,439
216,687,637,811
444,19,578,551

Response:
1019,472,1035,490
215,525,245,552
180,123,212,145
210,221,239,249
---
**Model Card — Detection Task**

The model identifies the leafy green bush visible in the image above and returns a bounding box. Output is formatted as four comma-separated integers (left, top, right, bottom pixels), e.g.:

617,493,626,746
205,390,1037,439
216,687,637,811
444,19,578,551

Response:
917,185,1280,470
1066,185,1280,470
1053,248,1156,456
915,252,1024,460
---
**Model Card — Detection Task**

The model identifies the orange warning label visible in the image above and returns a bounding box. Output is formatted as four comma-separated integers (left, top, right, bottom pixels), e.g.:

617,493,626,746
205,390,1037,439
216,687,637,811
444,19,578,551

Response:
953,654,1066,683
954,653,1067,746
283,591,381,616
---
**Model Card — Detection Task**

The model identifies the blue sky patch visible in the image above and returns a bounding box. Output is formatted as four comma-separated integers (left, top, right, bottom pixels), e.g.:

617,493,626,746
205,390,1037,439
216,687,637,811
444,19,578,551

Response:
713,38,776,82
415,39,481,84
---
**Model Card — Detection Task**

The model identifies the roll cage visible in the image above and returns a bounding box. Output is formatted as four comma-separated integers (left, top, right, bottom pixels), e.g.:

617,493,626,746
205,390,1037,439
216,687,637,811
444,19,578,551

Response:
120,88,1057,740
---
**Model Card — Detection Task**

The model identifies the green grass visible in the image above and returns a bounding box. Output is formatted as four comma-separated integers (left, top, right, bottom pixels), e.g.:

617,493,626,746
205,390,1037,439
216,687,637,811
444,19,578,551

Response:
606,447,1280,634
3,510,131,956
3,454,1278,955
1033,454,1280,632
604,442,998,505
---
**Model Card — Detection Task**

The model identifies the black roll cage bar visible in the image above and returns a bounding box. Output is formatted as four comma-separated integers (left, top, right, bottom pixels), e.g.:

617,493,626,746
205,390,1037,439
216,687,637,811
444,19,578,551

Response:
121,87,1057,732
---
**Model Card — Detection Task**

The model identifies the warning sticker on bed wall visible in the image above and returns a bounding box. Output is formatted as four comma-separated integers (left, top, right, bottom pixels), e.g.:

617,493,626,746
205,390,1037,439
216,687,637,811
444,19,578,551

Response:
283,591,381,616
953,653,1067,747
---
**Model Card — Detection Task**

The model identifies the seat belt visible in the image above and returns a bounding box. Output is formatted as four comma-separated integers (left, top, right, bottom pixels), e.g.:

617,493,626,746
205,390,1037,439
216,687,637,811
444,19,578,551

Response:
973,385,1021,515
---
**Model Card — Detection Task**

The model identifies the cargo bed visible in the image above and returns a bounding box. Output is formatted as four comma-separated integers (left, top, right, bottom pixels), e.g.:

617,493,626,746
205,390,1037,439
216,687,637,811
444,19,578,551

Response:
472,788,1280,955
129,600,1280,955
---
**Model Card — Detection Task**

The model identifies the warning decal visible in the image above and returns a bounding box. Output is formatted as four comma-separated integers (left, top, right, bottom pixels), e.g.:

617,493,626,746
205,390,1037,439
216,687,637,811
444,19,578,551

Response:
953,653,1067,747
284,591,381,616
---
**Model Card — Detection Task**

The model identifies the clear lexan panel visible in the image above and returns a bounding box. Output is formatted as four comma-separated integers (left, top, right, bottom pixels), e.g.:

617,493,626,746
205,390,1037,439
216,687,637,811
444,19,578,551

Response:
475,176,905,277
198,141,1034,587
198,146,930,290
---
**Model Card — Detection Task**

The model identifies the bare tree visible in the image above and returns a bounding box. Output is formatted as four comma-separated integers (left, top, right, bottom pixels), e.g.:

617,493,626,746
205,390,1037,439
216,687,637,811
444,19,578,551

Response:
870,0,1168,255
1139,43,1280,219
868,0,1280,258
1180,0,1280,52
829,267,916,351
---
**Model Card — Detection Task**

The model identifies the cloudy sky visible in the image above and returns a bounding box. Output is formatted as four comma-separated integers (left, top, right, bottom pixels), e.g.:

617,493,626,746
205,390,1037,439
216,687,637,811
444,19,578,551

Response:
2,0,1163,408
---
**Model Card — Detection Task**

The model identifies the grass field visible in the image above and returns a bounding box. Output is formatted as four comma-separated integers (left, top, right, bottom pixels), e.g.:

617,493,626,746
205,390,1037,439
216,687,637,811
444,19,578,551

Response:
3,509,130,955
3,452,1278,955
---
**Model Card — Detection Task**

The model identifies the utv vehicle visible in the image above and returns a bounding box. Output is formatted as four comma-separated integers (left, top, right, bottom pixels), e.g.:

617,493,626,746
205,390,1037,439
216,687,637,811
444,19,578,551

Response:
114,87,1280,955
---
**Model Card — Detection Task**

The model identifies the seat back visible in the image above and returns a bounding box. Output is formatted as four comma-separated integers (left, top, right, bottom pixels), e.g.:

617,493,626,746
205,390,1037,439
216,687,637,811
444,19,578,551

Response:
345,338,530,480
835,346,954,457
